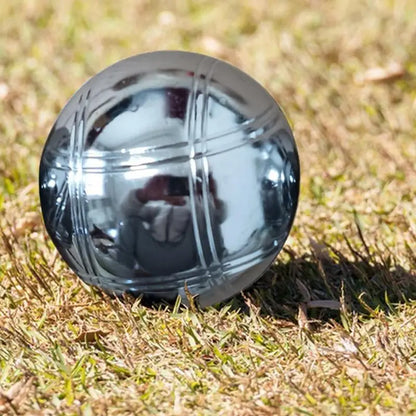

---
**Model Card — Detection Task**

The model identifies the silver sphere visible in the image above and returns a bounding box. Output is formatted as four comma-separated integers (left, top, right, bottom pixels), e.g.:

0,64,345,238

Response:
39,51,300,306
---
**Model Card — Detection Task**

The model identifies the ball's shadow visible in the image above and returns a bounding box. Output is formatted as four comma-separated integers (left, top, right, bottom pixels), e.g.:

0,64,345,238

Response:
225,245,416,322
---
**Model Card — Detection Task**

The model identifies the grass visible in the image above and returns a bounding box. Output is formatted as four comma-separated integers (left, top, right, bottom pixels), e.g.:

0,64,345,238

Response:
0,0,416,414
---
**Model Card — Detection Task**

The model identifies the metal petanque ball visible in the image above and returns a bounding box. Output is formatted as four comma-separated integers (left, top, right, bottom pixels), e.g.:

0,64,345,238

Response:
39,51,300,306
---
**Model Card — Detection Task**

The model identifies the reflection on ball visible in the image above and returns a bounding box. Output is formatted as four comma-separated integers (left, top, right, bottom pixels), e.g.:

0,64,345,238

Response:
39,51,300,306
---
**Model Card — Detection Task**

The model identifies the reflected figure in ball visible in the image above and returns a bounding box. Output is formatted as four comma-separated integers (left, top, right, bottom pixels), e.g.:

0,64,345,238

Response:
117,172,225,276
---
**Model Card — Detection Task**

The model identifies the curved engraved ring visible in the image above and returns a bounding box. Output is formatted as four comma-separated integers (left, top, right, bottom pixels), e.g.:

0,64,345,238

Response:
39,51,300,306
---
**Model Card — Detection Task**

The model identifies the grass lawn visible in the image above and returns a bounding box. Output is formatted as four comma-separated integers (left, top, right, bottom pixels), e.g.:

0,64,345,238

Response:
1,0,416,414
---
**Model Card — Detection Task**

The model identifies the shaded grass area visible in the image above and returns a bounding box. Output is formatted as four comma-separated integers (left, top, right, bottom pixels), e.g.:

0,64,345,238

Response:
1,0,416,414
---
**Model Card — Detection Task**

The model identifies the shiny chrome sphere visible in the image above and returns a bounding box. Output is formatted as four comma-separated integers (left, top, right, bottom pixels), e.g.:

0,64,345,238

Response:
39,51,300,306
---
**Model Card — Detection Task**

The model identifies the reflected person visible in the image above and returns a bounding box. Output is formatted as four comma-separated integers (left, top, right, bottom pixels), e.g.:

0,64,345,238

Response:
117,173,226,276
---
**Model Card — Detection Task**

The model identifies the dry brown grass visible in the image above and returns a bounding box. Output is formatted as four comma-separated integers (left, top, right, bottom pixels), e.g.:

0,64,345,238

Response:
0,0,416,414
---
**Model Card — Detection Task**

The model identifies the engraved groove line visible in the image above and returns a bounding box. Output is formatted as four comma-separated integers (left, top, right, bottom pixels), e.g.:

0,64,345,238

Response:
200,59,221,269
49,117,283,173
186,57,209,270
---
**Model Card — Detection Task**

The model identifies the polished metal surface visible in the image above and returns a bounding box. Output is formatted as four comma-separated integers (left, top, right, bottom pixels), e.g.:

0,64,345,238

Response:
39,51,300,306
